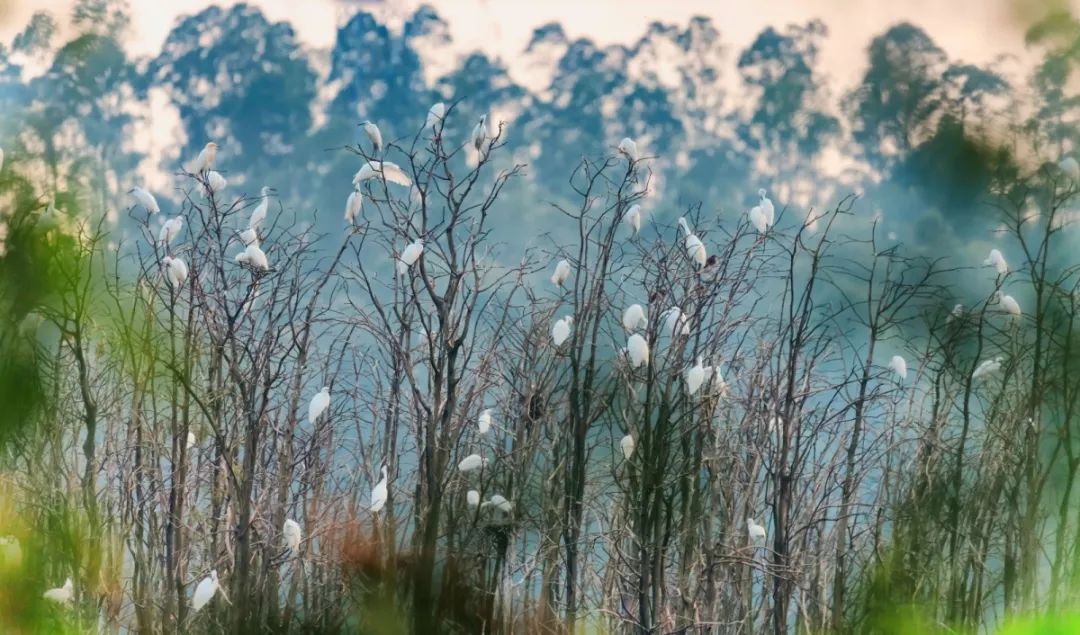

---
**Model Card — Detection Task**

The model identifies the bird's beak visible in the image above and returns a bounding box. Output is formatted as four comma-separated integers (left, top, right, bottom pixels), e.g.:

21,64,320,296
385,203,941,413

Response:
269,187,278,193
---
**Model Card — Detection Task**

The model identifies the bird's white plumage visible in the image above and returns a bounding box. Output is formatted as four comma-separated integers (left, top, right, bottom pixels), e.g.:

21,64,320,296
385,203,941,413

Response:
249,186,273,230
472,115,489,153
748,205,769,234
995,291,1021,318
678,217,707,267
618,137,638,162
552,316,573,346
686,357,708,395
889,355,908,380
207,170,227,192
551,259,571,286
283,519,302,551
308,387,330,424
758,189,775,226
191,571,218,612
43,577,73,604
466,490,480,507
162,256,188,288
130,187,160,213
190,142,217,174
984,249,1007,275
663,307,690,338
354,161,412,187
622,304,647,331
478,409,492,435
239,244,269,271
623,204,642,234
187,431,196,450
458,454,487,473
426,103,446,132
747,518,767,544
159,216,183,244
344,189,363,225
371,465,389,513
481,494,512,513
620,434,635,460
626,334,649,369
973,356,1003,379
360,121,383,153
397,239,424,275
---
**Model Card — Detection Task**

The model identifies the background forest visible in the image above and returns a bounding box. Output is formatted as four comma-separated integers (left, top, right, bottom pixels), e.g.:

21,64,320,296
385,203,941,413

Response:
2,0,1080,633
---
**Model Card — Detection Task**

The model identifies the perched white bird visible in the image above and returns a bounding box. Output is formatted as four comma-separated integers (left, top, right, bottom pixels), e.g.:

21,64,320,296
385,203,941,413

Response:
186,431,197,450
994,291,1021,318
237,243,269,271
686,357,710,396
458,454,488,473
308,387,330,424
162,256,189,289
370,465,389,513
43,577,73,604
1061,156,1080,181
466,490,481,507
190,142,218,174
748,205,770,234
481,494,513,513
397,239,424,275
620,434,635,460
129,187,160,213
238,228,258,246
207,170,227,192
552,316,573,346
283,519,302,552
623,204,642,234
889,355,908,381
551,259,572,286
359,121,382,153
618,137,638,162
984,249,1007,275
478,408,493,435
758,189,775,227
191,571,219,612
159,216,183,245
426,102,446,133
973,356,1003,380
344,188,363,225
626,334,649,369
249,186,274,230
472,115,489,153
677,217,707,267
662,307,690,338
950,304,964,321
622,304,647,331
747,518,767,545
353,161,412,187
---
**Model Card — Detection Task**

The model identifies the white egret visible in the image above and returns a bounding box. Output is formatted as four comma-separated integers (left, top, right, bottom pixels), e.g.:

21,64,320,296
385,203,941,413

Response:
622,304,647,331
472,115,489,152
397,238,424,276
984,249,1007,275
478,408,493,435
238,243,269,271
359,121,383,153
551,259,572,286
43,577,73,604
238,228,258,247
620,434,635,460
248,186,275,230
949,303,964,322
190,142,217,174
481,494,513,513
187,431,197,450
129,187,160,214
994,291,1022,318
623,204,642,234
552,316,573,346
159,216,183,245
283,519,302,552
162,256,188,289
662,306,690,338
344,188,363,225
426,102,446,133
191,571,219,612
466,490,481,507
626,334,649,369
758,189,775,226
747,518,767,545
686,357,709,396
889,355,908,381
748,205,769,234
353,161,412,187
618,137,638,162
308,387,330,424
973,356,1003,380
207,170,227,192
1061,156,1080,181
371,465,389,513
458,454,488,473
677,217,707,267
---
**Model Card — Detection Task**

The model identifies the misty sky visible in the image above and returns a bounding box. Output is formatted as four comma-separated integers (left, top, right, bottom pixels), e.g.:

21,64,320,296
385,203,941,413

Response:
0,0,1057,89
